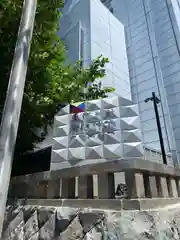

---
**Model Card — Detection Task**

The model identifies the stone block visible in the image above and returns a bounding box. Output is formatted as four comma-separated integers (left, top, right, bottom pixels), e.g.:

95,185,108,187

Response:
156,176,169,198
138,198,180,210
62,199,121,210
37,181,48,198
61,178,75,198
122,199,140,210
167,177,178,198
47,179,60,199
29,232,39,240
59,216,83,239
39,213,56,239
125,171,145,198
176,178,180,197
85,232,102,240
148,176,158,197
2,210,24,240
26,180,37,198
79,212,104,233
144,175,158,198
24,210,39,239
97,173,115,199
78,175,93,198
93,175,98,198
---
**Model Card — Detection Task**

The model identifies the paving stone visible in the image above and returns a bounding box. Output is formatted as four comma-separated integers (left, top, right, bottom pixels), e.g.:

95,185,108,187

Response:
37,207,55,229
85,231,102,240
79,212,104,233
55,207,79,235
3,206,24,233
24,210,39,240
39,213,56,239
12,223,24,240
29,232,39,240
2,210,24,240
59,216,84,240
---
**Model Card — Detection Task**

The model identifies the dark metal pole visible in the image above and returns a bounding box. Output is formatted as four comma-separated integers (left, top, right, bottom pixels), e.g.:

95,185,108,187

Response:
152,92,167,165
0,0,37,236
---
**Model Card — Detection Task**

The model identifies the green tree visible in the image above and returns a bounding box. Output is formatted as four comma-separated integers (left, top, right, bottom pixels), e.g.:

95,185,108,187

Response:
0,0,114,158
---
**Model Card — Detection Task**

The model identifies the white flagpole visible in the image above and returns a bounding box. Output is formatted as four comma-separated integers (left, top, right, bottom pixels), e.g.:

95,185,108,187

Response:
0,0,37,236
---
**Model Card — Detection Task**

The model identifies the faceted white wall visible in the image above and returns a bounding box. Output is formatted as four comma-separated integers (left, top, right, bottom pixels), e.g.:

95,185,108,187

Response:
59,0,131,100
50,96,144,171
60,0,91,66
90,0,131,99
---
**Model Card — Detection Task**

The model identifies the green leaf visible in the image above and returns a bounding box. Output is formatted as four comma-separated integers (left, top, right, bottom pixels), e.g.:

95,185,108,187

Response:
0,0,115,158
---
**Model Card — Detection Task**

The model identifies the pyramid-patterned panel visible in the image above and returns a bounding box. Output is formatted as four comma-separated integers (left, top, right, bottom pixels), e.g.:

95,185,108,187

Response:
69,135,85,148
51,149,69,162
120,105,139,118
103,144,123,159
55,105,70,116
52,137,68,150
86,99,102,111
53,126,70,137
121,130,142,143
85,146,103,159
51,96,144,170
123,142,144,158
69,147,86,160
120,116,140,130
54,115,70,127
103,107,120,120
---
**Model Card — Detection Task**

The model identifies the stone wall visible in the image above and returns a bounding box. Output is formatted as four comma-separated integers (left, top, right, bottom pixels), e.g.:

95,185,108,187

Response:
3,203,180,239
9,158,180,200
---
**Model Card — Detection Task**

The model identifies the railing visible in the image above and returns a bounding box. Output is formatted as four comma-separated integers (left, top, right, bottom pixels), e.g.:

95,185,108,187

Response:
9,158,180,204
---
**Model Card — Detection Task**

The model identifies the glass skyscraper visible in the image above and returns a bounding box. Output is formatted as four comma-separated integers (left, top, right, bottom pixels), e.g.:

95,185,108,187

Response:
59,0,180,165
100,0,180,165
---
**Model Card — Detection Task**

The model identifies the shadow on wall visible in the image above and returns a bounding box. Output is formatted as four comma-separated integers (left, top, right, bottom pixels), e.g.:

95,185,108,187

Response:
11,146,51,177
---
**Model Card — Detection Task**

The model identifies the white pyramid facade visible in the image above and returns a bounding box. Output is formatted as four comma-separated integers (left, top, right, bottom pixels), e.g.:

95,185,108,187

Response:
50,96,144,170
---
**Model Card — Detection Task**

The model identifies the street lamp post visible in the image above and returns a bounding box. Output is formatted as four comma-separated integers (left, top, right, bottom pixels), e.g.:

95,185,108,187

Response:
0,0,37,236
145,92,167,165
